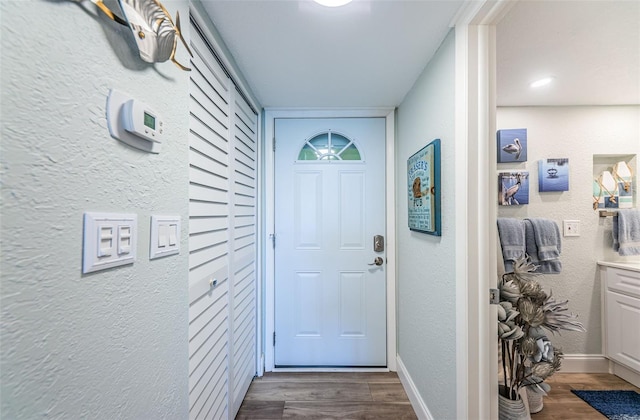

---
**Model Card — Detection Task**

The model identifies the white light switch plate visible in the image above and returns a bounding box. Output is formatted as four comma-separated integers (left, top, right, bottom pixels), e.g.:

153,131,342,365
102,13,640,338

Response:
83,212,137,273
563,220,581,237
150,215,181,260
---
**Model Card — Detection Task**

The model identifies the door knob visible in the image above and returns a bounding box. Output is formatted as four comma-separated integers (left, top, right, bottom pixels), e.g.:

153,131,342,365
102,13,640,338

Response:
368,257,384,266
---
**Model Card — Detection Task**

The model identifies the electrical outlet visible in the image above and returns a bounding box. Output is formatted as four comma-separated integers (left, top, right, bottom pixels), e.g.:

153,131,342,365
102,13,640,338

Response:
490,288,500,305
563,220,580,237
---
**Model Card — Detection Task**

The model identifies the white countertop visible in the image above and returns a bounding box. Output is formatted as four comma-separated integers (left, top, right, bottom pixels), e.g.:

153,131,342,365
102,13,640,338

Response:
598,261,640,273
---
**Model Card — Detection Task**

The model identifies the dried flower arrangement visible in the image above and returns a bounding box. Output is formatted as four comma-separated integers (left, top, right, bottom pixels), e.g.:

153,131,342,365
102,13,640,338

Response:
498,256,586,401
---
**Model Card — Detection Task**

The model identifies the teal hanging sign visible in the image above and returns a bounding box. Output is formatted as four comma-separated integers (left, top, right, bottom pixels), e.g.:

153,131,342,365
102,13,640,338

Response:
407,139,441,236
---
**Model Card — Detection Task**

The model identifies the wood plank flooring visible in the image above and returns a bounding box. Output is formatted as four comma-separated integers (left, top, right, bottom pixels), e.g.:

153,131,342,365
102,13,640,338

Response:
236,372,639,419
531,373,640,420
235,372,417,420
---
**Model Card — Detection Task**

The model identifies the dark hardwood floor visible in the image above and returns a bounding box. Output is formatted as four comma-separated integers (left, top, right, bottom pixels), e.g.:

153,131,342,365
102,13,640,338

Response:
235,372,417,419
235,371,639,419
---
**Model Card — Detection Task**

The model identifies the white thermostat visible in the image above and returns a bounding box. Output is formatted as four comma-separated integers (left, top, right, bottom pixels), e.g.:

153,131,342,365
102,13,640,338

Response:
122,99,164,143
106,89,164,153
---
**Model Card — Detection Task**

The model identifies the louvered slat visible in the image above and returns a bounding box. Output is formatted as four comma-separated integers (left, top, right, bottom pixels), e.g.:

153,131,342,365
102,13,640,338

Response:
190,13,258,420
189,22,231,420
228,90,258,417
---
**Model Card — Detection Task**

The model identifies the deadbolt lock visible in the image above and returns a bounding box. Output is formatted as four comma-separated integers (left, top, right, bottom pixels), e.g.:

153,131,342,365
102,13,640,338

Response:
373,235,384,252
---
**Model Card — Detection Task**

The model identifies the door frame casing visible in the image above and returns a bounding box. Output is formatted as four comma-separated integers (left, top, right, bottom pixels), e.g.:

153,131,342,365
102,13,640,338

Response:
452,1,514,418
262,108,396,373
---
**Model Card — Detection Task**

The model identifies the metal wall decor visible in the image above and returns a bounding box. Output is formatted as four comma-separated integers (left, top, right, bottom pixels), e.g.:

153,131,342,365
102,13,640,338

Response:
90,0,193,71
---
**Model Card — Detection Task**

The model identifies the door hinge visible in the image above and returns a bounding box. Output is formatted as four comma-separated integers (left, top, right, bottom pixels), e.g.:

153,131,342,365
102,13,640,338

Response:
273,137,276,152
489,288,500,305
269,233,275,248
273,331,276,346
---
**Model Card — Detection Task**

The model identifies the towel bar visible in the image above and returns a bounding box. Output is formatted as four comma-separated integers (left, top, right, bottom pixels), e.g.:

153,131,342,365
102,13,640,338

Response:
599,210,618,218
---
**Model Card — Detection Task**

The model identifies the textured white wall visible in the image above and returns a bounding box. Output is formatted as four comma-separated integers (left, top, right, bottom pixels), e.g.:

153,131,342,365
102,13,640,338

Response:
396,30,457,419
497,106,640,355
1,0,190,417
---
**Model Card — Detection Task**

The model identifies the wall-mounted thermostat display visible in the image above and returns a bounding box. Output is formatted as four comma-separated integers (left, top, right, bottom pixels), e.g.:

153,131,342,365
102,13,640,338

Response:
106,89,164,153
122,98,164,143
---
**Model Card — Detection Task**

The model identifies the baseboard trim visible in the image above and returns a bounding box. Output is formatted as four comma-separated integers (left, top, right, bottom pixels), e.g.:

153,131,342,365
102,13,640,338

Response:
560,354,609,373
611,362,640,388
396,355,433,420
271,367,390,373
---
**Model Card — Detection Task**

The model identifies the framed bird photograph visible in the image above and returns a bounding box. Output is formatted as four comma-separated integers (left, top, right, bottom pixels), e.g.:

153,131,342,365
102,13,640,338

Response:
538,158,569,192
497,128,527,163
499,171,529,206
407,139,441,235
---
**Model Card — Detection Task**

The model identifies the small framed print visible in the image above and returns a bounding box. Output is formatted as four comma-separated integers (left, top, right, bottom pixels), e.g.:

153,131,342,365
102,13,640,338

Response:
499,171,529,206
497,128,527,163
407,139,441,235
539,158,569,192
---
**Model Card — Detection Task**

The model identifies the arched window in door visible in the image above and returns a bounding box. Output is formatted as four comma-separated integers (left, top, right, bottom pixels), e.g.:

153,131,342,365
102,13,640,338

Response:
297,131,362,161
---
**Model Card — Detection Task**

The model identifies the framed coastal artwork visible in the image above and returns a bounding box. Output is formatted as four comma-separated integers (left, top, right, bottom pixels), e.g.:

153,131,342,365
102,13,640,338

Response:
499,171,529,206
407,139,441,235
497,128,527,163
593,160,634,210
538,158,569,192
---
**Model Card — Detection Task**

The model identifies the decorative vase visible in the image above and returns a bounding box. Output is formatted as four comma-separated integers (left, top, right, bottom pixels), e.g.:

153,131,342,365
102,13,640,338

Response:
499,386,531,420
526,388,544,414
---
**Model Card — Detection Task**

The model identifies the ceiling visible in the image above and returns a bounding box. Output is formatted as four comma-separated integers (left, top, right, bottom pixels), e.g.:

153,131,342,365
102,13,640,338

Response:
199,0,465,107
200,0,640,108
497,1,640,107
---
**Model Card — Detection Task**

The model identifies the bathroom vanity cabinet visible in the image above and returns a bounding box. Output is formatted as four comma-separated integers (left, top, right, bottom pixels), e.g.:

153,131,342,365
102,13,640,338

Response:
599,261,640,387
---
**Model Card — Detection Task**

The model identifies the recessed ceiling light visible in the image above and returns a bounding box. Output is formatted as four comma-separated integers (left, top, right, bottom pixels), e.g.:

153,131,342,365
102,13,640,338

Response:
314,0,353,7
530,77,554,88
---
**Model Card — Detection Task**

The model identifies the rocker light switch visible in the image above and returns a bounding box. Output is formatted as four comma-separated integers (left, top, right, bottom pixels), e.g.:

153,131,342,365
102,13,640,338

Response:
168,224,178,246
83,212,137,274
118,225,132,255
150,215,181,260
98,226,114,257
158,224,168,248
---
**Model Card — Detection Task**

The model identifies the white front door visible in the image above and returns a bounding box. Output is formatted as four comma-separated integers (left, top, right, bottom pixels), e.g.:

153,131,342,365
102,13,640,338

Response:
274,117,387,367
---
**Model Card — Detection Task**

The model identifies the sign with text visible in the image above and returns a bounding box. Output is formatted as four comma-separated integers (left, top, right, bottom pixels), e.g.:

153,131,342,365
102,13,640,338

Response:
407,139,441,235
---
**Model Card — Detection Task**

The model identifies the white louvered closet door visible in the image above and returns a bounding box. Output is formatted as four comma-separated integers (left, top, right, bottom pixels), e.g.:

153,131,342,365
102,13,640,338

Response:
188,16,258,420
228,91,258,417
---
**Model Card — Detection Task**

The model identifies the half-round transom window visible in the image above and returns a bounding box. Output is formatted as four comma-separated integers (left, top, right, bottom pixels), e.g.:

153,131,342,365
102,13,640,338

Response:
297,131,362,161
